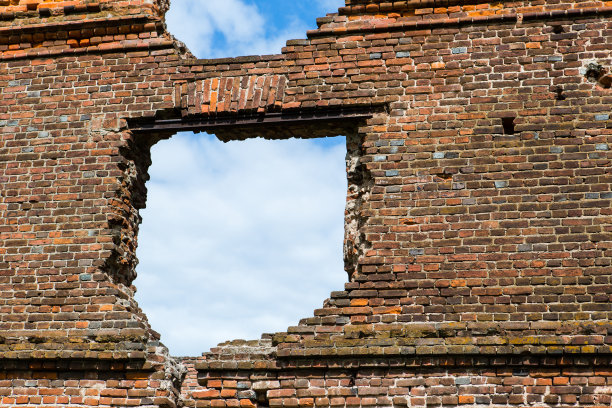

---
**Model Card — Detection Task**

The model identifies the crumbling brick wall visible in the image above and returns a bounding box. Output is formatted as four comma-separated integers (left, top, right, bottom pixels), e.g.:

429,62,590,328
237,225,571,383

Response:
1,0,612,407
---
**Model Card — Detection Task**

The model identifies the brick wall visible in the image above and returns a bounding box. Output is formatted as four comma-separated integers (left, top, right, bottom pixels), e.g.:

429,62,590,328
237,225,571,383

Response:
1,0,612,406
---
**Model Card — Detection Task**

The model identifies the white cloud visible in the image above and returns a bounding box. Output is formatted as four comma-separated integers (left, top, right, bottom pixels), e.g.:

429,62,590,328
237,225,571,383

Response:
166,0,308,58
134,133,348,356
165,0,347,58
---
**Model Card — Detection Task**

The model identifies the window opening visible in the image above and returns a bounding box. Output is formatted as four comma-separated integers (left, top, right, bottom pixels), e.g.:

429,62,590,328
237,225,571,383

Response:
134,132,348,356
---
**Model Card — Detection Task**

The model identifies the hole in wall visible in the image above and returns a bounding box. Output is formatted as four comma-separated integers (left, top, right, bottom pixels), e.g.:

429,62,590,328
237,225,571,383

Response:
583,62,612,89
255,389,270,407
134,132,348,356
551,24,564,34
554,86,566,101
585,62,605,83
502,117,516,135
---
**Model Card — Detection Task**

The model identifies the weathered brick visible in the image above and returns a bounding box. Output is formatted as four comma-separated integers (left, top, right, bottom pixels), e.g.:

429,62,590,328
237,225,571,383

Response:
2,0,612,406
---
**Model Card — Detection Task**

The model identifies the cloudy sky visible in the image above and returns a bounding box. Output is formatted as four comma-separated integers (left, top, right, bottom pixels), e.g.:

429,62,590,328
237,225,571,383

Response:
134,0,347,356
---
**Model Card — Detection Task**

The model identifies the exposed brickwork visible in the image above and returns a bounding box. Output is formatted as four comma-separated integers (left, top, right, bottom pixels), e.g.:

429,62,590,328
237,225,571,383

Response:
1,0,612,406
193,356,612,408
0,0,169,24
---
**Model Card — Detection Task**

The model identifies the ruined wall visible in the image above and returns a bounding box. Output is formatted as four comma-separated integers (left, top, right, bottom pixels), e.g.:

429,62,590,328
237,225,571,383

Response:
1,0,612,407
0,0,188,405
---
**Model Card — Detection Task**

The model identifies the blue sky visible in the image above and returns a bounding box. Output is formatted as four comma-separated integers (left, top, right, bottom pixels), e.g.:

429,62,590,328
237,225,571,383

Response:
165,0,344,59
134,0,347,356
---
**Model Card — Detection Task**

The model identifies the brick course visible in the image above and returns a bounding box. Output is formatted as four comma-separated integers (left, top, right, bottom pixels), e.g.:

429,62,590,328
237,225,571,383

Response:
1,0,612,406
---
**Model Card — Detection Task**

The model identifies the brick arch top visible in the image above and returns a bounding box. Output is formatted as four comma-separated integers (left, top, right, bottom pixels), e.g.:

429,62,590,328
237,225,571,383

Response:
2,0,612,406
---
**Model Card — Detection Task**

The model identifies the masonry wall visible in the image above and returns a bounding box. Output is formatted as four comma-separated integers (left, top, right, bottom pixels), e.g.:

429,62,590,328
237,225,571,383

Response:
1,0,612,407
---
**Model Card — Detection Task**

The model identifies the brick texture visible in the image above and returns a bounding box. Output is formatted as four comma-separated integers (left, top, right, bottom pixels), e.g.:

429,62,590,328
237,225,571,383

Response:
1,0,612,406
